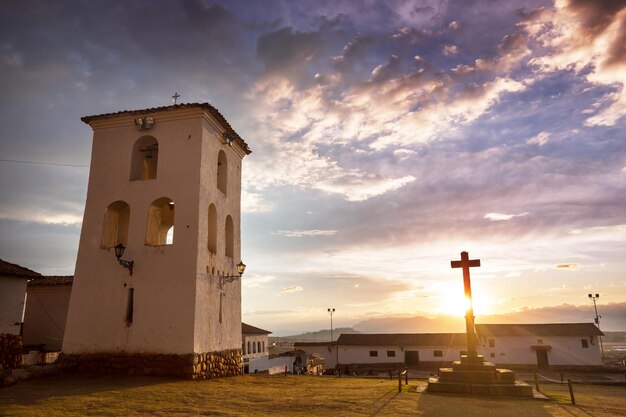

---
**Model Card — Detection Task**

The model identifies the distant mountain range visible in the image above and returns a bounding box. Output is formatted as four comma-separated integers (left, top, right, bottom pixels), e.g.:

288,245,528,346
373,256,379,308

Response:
353,302,626,333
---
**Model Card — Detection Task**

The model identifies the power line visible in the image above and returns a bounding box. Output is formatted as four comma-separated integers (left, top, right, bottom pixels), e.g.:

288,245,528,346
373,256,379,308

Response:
0,158,89,168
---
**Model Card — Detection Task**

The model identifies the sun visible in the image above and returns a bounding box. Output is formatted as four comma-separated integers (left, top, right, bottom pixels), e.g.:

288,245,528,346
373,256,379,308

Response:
437,290,492,317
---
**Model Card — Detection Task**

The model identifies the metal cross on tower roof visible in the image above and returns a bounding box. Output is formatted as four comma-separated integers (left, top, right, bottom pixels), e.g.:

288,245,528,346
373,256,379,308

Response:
172,92,180,105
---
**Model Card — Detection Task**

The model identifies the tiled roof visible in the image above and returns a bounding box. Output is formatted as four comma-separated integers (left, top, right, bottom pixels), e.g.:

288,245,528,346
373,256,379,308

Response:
0,259,42,279
294,342,336,347
242,323,271,335
336,333,467,347
81,103,251,155
28,276,74,286
475,323,604,337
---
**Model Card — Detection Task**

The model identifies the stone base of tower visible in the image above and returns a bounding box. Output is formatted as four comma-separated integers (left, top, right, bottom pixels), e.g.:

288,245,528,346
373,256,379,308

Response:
427,355,533,397
60,349,242,379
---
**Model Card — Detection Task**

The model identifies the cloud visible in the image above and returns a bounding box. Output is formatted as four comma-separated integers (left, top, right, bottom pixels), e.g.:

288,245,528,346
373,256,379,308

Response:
442,44,459,56
242,190,274,213
0,212,83,226
526,131,551,146
280,285,303,294
526,1,626,126
243,274,276,288
484,212,530,221
273,229,338,238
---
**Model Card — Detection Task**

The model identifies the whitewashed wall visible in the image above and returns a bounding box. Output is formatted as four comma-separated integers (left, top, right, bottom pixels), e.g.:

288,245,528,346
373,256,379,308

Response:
243,333,269,373
23,285,71,351
0,277,27,335
338,345,466,365
480,335,603,366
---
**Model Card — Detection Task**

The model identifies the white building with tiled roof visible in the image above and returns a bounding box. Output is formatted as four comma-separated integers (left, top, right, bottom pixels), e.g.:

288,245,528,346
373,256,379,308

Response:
296,324,604,371
0,259,41,335
336,333,468,368
476,323,604,368
242,322,271,373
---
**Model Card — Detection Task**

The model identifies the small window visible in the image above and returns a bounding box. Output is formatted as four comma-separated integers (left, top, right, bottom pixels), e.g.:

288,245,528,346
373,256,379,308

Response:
537,339,543,344
387,350,395,357
581,339,589,349
125,288,134,326
488,339,495,348
433,350,443,357
247,341,251,355
217,150,227,194
490,352,496,358
257,341,261,353
225,215,234,258
369,350,378,357
207,204,217,253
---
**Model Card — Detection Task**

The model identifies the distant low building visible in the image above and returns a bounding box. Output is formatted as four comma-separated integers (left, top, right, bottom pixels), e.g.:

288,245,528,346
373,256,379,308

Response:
23,276,73,351
336,333,467,368
303,323,605,370
242,323,271,373
293,342,338,370
476,323,604,368
0,259,41,335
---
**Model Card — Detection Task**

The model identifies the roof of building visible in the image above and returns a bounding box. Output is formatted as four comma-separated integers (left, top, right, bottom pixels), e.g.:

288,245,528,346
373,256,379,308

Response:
81,103,251,155
475,323,604,337
336,333,467,347
294,341,336,347
28,276,74,286
0,259,42,279
242,323,272,335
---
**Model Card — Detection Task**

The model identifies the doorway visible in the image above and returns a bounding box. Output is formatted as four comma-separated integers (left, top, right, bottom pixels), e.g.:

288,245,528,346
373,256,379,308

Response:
405,351,419,366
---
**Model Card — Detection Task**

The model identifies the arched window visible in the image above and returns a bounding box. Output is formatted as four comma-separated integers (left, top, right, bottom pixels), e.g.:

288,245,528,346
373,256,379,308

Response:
101,201,130,248
262,341,265,353
207,204,217,253
130,136,158,180
252,341,256,354
247,341,251,355
146,197,174,246
257,341,262,353
217,150,227,194
225,215,234,258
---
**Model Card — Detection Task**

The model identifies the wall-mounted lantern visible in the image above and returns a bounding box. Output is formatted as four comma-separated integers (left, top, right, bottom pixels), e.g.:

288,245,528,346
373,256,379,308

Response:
114,243,134,276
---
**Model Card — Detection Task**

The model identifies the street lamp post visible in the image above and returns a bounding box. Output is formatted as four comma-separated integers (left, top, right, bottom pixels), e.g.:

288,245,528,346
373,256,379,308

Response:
327,308,335,342
588,293,604,359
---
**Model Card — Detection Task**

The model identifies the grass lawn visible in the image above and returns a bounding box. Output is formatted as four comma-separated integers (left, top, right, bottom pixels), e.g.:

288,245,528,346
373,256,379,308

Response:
1,374,625,416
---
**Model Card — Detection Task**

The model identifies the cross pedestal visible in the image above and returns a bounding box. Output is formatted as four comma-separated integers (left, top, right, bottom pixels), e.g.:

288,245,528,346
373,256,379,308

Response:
426,251,533,397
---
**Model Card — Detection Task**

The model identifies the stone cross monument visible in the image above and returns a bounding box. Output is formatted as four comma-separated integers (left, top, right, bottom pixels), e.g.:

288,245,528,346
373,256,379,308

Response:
451,251,480,361
427,251,533,397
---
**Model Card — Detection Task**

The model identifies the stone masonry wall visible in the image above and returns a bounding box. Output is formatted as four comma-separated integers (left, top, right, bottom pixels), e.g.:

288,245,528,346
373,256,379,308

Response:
61,349,242,379
0,333,23,370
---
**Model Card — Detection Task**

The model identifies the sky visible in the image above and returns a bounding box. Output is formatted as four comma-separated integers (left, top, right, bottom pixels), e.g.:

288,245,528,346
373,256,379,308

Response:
1,0,625,335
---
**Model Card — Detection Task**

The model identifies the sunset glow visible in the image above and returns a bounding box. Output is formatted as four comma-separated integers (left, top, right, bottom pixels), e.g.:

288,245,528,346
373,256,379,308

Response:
1,0,625,335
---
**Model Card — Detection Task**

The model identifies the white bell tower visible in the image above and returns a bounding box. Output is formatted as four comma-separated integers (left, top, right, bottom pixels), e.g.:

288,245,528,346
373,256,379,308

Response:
62,103,251,378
